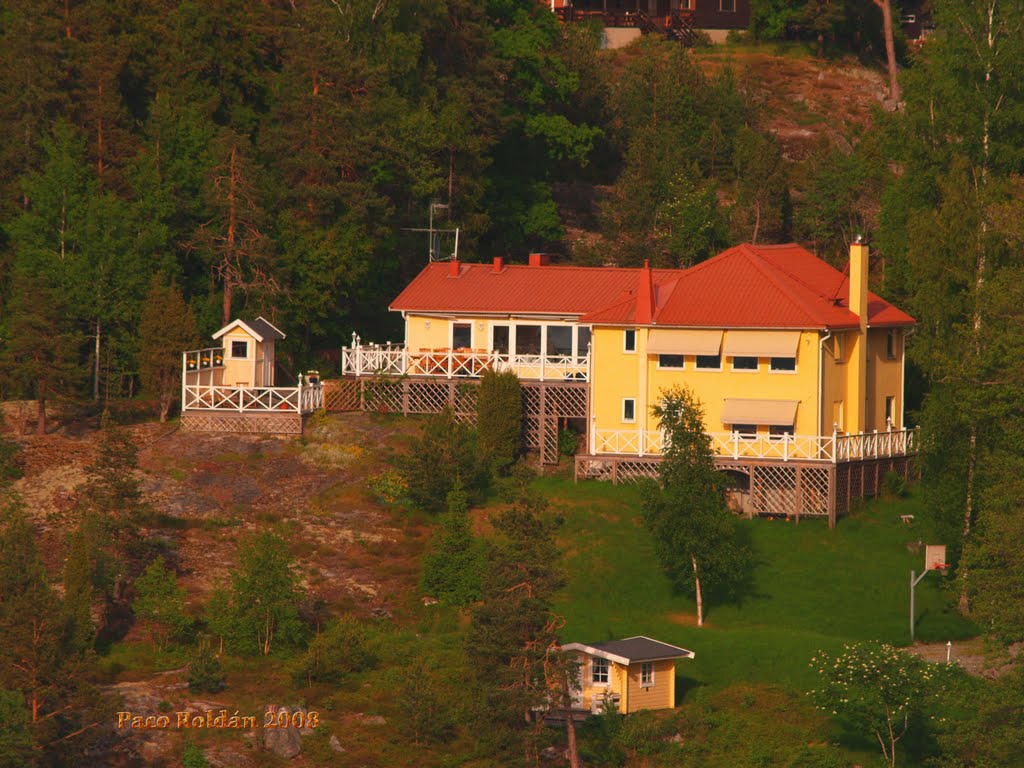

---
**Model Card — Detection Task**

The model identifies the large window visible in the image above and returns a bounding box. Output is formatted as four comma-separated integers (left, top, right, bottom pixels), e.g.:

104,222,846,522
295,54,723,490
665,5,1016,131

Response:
732,356,758,371
769,424,794,441
624,329,636,353
452,323,472,349
641,662,654,687
695,354,721,370
731,424,758,440
592,657,609,684
623,399,636,422
516,325,542,356
577,327,592,356
658,354,685,369
770,357,796,372
492,325,510,355
546,326,573,357
231,340,248,359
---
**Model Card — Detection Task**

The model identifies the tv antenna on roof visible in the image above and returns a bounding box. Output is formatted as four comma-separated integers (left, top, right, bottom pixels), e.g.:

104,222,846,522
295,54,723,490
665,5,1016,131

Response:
401,201,460,262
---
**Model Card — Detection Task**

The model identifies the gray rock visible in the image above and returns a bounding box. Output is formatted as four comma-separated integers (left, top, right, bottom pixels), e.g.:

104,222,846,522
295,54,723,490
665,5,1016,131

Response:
262,707,302,759
361,714,387,726
329,734,346,753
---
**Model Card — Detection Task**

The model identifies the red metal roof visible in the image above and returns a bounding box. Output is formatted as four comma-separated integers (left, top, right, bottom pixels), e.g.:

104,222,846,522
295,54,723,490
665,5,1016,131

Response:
391,245,915,330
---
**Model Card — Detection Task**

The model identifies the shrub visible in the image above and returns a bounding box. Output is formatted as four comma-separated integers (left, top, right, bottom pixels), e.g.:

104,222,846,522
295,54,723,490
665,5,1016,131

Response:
188,640,226,693
293,618,376,686
182,742,210,768
882,470,907,498
397,408,486,512
476,370,522,475
421,488,483,606
366,468,408,504
134,556,191,650
558,428,579,457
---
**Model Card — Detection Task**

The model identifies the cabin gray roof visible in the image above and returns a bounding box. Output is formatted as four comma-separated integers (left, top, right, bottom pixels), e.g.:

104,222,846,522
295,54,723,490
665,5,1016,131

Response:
212,316,286,342
561,636,694,664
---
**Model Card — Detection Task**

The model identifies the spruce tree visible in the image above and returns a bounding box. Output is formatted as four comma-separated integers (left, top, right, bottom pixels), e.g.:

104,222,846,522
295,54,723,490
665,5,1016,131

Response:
476,370,523,476
138,278,198,422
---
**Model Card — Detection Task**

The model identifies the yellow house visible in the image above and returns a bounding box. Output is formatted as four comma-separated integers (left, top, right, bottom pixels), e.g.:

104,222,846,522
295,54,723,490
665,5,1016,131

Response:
560,636,694,714
211,317,285,388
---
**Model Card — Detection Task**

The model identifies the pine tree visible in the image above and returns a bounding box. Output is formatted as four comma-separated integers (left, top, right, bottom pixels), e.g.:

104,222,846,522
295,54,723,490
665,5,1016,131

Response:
138,278,198,422
421,488,483,606
476,370,523,476
134,556,190,651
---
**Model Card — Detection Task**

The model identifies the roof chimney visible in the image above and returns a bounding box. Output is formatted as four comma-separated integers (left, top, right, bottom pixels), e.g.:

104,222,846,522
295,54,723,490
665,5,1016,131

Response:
636,259,654,324
849,239,868,330
493,256,504,273
528,253,551,267
448,259,461,278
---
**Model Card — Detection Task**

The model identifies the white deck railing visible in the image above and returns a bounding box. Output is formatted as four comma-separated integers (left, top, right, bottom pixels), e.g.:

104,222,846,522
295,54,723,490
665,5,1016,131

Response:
341,342,590,381
594,428,918,463
183,382,323,414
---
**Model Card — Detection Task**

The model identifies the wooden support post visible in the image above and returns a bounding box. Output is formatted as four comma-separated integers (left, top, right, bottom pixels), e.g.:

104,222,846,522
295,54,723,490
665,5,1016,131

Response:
538,385,548,466
874,461,880,496
794,466,803,524
845,464,852,512
611,458,619,485
828,464,837,529
749,466,758,518
448,381,456,409
402,379,410,416
359,379,366,411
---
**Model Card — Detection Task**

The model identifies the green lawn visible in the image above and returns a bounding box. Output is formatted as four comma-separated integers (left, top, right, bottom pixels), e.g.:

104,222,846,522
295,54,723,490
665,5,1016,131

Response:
537,477,976,694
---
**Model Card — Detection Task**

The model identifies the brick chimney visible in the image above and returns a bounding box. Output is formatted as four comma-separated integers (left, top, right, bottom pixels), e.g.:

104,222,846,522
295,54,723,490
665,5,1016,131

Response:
448,260,460,278
528,253,551,267
492,257,504,273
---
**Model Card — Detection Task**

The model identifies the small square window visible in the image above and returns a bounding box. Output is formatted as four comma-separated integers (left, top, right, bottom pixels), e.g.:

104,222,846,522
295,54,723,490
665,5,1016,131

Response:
658,354,685,369
695,354,721,370
732,356,758,371
769,425,794,441
885,395,896,425
623,399,636,422
834,335,845,363
770,357,796,372
592,657,609,684
624,329,637,353
231,340,248,359
731,424,758,440
641,662,654,686
886,330,898,360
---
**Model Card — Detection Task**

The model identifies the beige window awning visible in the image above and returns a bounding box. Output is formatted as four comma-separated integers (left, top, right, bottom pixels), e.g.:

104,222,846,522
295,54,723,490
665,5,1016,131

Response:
720,399,799,426
647,329,723,356
722,330,800,358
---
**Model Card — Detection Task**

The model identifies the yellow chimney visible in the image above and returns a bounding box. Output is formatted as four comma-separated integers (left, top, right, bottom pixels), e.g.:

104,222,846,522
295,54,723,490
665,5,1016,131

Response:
850,239,869,331
845,239,869,434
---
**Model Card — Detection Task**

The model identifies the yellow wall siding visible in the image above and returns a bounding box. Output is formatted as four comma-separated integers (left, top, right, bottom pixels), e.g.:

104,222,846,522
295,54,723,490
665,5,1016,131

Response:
576,654,630,714
592,327,642,433
866,329,904,430
405,314,456,352
624,660,675,712
221,329,257,387
821,332,847,433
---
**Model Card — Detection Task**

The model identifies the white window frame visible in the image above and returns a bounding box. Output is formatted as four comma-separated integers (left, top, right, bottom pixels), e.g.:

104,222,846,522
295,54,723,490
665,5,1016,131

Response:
640,662,655,687
591,657,609,686
450,321,474,350
694,354,722,371
624,329,637,354
230,339,250,360
731,424,758,441
622,398,636,423
768,424,794,441
769,356,797,374
657,354,685,370
885,395,896,426
730,356,759,372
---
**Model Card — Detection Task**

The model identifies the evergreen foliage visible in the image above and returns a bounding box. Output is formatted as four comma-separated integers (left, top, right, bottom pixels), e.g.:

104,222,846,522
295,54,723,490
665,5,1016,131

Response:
420,488,484,606
398,408,485,513
133,556,190,651
0,689,34,768
642,385,751,626
137,278,198,422
476,370,523,476
292,618,376,687
187,639,226,694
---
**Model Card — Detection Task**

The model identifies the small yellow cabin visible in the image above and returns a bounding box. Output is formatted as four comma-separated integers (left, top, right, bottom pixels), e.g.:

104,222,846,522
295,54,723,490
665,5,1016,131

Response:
560,636,694,715
211,317,285,388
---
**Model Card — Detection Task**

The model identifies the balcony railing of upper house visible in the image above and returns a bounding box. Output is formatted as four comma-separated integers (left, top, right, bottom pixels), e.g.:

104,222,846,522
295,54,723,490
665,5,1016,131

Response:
341,338,591,382
592,427,919,463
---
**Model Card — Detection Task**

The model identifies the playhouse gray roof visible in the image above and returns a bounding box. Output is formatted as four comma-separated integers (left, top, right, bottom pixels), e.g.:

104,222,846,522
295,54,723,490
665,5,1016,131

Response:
561,636,695,664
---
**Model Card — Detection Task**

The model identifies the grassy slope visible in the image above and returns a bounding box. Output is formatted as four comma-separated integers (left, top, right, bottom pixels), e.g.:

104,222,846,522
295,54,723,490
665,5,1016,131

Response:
541,477,975,695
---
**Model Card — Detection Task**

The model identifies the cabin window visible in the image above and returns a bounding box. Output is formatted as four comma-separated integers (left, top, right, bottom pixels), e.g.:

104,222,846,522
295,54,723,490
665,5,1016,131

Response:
547,326,573,357
720,0,735,11
886,330,898,360
731,424,758,440
769,424,794,441
577,327,592,357
452,323,472,350
658,354,685,369
641,662,654,687
492,325,510,355
695,354,721,370
517,325,542,356
231,340,249,359
624,329,636,353
886,396,896,426
622,399,636,422
592,658,609,684
770,357,796,372
732,356,758,371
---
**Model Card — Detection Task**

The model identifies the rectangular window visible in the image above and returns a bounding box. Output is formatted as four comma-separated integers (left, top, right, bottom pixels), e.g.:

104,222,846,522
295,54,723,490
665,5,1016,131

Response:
231,340,248,359
885,396,896,425
624,329,636,353
492,325,510,355
834,334,845,363
832,401,844,432
695,354,721,370
770,357,796,372
452,322,472,349
592,657,609,684
658,354,685,369
546,326,573,356
516,325,542,356
731,424,758,440
769,424,794,441
577,326,592,357
732,356,758,371
720,0,735,10
641,662,654,686
622,399,636,422
886,329,898,360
